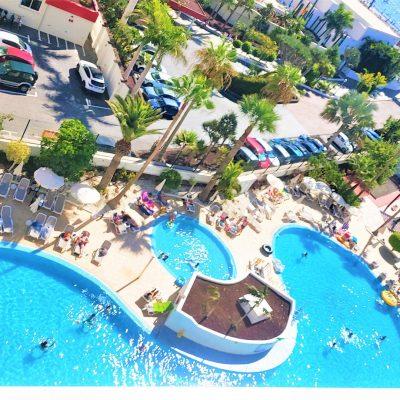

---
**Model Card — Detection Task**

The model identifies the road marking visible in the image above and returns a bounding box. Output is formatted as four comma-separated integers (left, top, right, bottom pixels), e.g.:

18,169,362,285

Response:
56,36,59,47
0,29,30,42
46,32,50,45
0,88,38,97
38,30,41,41
26,34,30,43
65,40,69,50
86,98,91,107
84,99,110,111
81,46,86,57
74,43,77,51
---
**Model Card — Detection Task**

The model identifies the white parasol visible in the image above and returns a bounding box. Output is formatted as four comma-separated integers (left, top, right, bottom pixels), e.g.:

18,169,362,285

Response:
266,174,285,191
34,167,64,190
70,183,101,204
13,162,24,176
154,179,166,192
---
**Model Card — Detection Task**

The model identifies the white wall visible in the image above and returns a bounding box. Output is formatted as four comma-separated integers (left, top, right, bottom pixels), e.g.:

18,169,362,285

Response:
0,1,44,28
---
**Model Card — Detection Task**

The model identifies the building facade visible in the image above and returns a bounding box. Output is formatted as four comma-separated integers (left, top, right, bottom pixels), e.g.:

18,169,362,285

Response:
0,0,99,45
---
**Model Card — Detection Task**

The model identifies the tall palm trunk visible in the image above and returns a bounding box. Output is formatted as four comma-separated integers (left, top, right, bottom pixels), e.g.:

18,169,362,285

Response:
120,0,139,23
171,145,186,167
208,1,225,22
131,51,158,96
97,152,124,190
224,5,240,28
157,101,192,161
199,124,253,202
108,106,188,208
123,44,143,81
195,142,216,168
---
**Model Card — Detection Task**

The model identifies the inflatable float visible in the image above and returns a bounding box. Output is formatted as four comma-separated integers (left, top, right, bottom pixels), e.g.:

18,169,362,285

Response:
381,290,399,307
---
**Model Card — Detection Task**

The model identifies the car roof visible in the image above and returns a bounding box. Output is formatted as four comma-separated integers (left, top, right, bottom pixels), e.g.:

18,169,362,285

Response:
252,136,273,152
246,137,265,154
282,143,303,156
3,46,34,64
271,143,290,158
0,31,20,42
238,146,258,161
161,96,179,107
80,60,98,69
2,60,34,73
338,132,350,141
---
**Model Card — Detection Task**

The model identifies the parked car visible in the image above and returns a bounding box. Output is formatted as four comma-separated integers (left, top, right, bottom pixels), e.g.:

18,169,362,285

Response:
289,140,312,160
296,136,321,154
251,135,280,167
0,60,38,92
362,128,381,141
148,97,179,119
299,135,326,153
270,139,304,162
269,143,291,165
234,146,259,170
0,31,32,55
144,69,171,86
244,137,271,169
76,60,106,94
0,45,34,67
331,132,353,153
141,81,177,100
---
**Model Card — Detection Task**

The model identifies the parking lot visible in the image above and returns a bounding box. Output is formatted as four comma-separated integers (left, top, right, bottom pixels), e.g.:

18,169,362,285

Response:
0,22,121,141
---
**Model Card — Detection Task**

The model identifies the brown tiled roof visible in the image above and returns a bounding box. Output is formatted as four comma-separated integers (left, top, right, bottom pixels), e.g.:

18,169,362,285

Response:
181,275,292,341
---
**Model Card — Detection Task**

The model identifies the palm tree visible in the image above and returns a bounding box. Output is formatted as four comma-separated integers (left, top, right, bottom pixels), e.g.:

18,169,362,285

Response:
194,41,237,90
157,73,214,161
262,63,305,104
225,0,255,28
318,4,354,42
171,130,198,166
120,0,139,23
226,285,270,336
107,74,213,207
208,0,236,22
321,91,377,150
199,94,278,202
217,161,243,199
97,96,161,190
200,285,221,322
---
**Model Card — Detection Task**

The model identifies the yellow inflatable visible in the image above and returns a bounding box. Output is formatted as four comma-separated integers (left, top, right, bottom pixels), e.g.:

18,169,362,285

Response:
381,290,398,307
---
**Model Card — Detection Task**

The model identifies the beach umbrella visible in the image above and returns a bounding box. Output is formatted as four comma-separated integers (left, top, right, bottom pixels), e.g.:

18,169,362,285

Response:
331,192,347,206
154,179,166,192
34,167,64,190
13,162,24,176
266,174,285,191
70,183,101,205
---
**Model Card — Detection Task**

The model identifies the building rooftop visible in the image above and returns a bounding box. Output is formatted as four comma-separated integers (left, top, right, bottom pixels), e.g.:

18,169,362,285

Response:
181,274,292,341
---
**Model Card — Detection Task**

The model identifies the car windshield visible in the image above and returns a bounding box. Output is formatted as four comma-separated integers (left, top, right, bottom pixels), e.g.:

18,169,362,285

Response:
89,67,103,79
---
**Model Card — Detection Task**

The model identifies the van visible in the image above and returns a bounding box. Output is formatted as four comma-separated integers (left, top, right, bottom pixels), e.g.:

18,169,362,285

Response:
0,31,32,55
0,60,38,92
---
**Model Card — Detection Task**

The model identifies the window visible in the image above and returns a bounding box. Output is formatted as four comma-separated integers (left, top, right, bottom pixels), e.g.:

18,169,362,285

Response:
20,0,42,12
2,39,20,50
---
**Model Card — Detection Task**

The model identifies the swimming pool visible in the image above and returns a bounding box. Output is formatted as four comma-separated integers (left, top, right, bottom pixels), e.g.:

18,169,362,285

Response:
150,215,236,282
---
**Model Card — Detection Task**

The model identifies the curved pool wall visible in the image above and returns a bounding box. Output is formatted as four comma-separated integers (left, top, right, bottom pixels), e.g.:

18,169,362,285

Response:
271,225,400,388
150,215,236,282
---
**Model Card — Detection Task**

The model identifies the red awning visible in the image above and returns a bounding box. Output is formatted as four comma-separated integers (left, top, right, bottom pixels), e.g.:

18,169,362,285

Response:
168,0,208,22
45,0,99,23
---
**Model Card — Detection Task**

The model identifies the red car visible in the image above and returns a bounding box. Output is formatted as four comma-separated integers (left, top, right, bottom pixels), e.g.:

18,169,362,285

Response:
0,46,35,67
244,137,271,169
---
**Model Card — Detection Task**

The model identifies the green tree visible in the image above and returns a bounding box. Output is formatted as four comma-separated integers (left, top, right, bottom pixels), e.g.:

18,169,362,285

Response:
349,139,400,195
380,117,400,143
274,34,313,71
199,94,278,201
357,71,387,94
251,3,274,33
318,4,354,41
208,0,235,22
172,130,198,166
97,96,161,190
200,285,221,322
389,232,400,252
358,38,400,80
217,161,243,199
342,47,361,70
321,91,377,150
5,141,30,170
98,0,127,29
262,63,305,104
228,0,256,27
157,168,182,190
40,119,96,181
194,41,237,90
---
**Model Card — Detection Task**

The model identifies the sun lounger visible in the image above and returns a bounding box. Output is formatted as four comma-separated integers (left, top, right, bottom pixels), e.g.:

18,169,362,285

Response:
13,177,30,202
42,191,56,210
92,240,112,266
1,205,13,234
55,224,74,252
283,210,297,223
27,212,47,240
113,220,127,235
0,173,12,198
39,215,57,242
52,194,66,215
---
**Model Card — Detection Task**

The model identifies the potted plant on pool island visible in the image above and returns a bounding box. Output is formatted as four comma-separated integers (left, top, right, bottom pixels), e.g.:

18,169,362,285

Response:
388,232,400,260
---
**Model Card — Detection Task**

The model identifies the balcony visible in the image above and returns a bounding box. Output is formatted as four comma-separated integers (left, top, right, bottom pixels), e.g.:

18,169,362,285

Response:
45,0,99,22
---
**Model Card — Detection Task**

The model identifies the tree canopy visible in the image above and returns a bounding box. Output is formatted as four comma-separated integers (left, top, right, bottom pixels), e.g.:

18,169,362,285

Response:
380,117,400,143
40,119,97,181
202,112,237,146
343,47,361,70
6,141,30,165
274,34,313,71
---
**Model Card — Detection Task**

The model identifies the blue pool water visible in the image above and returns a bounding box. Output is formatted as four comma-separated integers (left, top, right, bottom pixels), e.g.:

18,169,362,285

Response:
370,0,400,32
150,215,236,282
1,225,399,386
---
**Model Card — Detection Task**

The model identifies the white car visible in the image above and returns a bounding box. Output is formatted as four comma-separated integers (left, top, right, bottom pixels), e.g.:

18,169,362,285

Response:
76,60,106,94
0,31,32,55
331,132,353,154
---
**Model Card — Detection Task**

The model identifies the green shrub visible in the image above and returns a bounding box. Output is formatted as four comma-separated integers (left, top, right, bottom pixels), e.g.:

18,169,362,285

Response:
112,168,136,183
389,232,400,252
241,41,252,53
229,74,268,97
232,39,243,48
158,168,182,190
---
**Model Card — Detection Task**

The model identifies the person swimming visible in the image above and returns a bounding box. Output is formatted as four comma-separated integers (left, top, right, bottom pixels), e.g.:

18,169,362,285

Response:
188,260,199,270
302,251,308,258
158,252,169,261
345,327,354,339
378,335,387,342
40,338,55,350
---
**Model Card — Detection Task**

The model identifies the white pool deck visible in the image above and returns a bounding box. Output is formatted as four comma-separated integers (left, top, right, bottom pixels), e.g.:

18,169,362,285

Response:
1,179,398,371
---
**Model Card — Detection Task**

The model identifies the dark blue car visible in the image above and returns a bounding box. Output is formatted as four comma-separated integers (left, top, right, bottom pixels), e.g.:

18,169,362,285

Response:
270,138,306,161
299,135,326,153
149,97,179,119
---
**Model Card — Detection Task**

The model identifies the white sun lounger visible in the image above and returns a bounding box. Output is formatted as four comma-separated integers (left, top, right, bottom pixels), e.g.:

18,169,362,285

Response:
55,225,74,252
52,194,66,215
27,212,47,240
42,191,56,210
13,177,30,202
39,215,57,243
1,205,13,234
92,240,112,266
0,173,13,198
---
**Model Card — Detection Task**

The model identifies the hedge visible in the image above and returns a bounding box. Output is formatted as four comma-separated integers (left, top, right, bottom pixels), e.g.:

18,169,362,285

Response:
229,74,268,97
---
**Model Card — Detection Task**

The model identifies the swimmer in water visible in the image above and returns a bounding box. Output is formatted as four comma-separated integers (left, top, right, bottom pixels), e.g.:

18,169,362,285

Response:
158,252,169,261
345,327,354,339
188,260,199,269
328,340,338,349
302,251,308,258
40,338,55,350
378,335,387,342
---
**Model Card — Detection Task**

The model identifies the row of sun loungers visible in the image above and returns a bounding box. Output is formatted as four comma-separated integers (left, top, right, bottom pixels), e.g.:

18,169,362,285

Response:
42,191,66,214
27,212,58,243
